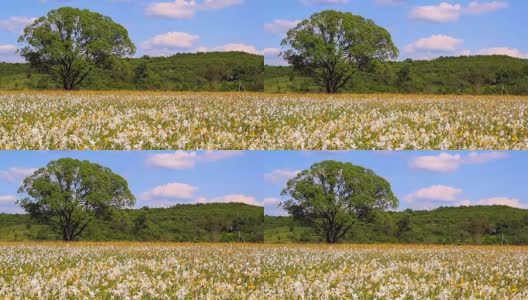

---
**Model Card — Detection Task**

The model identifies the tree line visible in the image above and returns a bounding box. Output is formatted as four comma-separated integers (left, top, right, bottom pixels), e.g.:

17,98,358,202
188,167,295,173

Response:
265,55,528,95
0,52,264,92
265,205,528,245
0,203,264,243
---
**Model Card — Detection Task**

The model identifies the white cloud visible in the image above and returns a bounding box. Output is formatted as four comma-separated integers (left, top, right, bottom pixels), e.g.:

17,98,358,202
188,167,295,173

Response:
300,0,348,5
376,0,405,5
263,47,288,66
0,167,37,183
410,153,462,172
411,2,462,22
410,152,507,173
146,151,198,169
196,43,261,55
0,45,22,63
264,19,300,34
405,183,525,211
201,0,243,10
141,182,199,200
39,0,77,2
405,35,464,53
465,1,509,14
0,195,17,204
263,197,289,216
146,0,197,18
263,48,280,56
0,45,17,54
146,0,243,19
198,194,262,206
141,36,266,56
474,47,527,59
405,185,463,203
264,169,300,185
0,205,25,214
411,1,508,23
146,151,242,170
464,151,509,164
263,197,280,205
0,16,36,32
200,150,244,162
141,32,200,53
461,197,526,208
409,46,527,61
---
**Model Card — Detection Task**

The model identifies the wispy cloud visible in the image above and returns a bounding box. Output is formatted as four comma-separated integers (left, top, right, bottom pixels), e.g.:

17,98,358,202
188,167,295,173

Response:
411,1,509,23
146,151,243,170
146,0,244,19
141,182,199,200
0,16,36,33
196,194,262,206
0,167,37,183
410,152,508,173
264,19,300,34
405,185,463,203
264,169,300,185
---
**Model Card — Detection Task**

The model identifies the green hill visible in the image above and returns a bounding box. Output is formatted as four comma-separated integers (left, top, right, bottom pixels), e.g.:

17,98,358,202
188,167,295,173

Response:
0,51,264,91
265,205,528,245
0,203,264,243
265,55,528,95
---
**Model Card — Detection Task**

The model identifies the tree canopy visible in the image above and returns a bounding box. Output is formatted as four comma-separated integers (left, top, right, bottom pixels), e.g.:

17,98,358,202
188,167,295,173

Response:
0,52,263,91
18,7,135,90
281,160,398,243
265,55,528,94
281,10,398,93
17,158,135,241
265,205,528,245
0,203,263,243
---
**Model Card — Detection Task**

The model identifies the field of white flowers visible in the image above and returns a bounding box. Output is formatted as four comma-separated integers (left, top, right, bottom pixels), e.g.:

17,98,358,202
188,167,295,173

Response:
1,243,527,299
1,92,527,149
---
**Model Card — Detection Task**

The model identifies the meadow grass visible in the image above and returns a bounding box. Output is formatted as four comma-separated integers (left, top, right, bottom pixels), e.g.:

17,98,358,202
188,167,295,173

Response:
1,242,527,299
1,92,527,150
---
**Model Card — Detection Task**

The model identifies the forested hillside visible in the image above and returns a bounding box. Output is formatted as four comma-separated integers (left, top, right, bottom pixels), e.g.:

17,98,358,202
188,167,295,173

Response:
265,55,528,95
265,206,528,245
0,203,264,242
0,52,264,91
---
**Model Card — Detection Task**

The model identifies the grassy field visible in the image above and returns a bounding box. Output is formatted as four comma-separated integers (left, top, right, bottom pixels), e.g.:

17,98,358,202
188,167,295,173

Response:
1,91,527,150
0,243,527,299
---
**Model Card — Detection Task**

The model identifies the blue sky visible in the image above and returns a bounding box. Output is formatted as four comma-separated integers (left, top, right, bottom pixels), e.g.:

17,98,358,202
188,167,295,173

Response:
0,151,525,216
261,0,527,64
0,1,525,64
0,0,267,62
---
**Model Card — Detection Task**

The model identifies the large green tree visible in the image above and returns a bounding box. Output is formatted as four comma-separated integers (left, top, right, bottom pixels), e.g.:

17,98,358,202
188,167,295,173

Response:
18,7,135,90
17,158,135,241
281,10,398,93
281,160,398,243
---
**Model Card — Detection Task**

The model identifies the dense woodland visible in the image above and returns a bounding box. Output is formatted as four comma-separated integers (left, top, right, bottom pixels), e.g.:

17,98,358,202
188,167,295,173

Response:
0,52,264,91
265,206,528,245
265,55,528,95
0,203,264,242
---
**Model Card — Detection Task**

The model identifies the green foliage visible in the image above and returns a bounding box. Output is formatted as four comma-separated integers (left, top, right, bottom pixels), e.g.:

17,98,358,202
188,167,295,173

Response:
281,160,398,243
0,203,264,243
265,205,528,245
281,10,398,93
0,52,264,91
17,158,135,241
265,55,528,95
18,7,135,90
